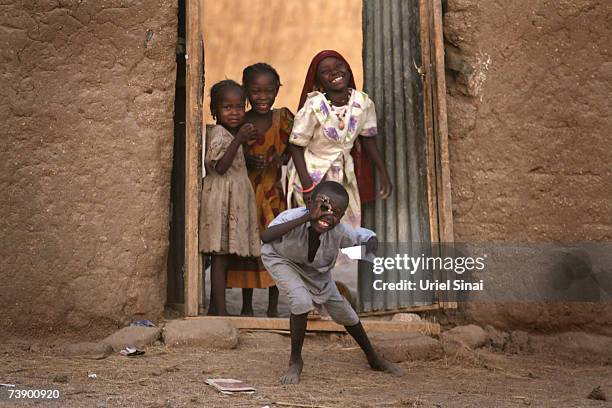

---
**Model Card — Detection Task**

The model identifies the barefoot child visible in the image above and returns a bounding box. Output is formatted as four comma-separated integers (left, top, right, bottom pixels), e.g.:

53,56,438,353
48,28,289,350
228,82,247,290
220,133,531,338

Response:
261,181,404,384
226,63,293,317
200,79,260,316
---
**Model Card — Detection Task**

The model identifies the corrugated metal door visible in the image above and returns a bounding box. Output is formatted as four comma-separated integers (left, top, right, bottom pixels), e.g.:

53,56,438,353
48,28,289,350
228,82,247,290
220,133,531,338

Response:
359,0,434,312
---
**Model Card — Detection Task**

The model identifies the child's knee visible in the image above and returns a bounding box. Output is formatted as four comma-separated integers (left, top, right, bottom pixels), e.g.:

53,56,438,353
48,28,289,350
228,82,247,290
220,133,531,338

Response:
328,306,359,327
287,289,315,315
289,298,314,315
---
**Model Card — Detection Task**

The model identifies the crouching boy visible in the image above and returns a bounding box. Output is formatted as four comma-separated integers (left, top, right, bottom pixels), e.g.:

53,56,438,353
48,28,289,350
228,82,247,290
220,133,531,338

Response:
260,181,404,384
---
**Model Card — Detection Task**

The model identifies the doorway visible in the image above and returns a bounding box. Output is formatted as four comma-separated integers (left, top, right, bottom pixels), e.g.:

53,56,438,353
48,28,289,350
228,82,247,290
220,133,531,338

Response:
174,0,453,316
200,0,364,315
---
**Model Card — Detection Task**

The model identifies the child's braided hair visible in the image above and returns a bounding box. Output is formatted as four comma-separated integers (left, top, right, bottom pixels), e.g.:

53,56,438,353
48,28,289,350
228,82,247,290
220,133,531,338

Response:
242,63,281,89
209,79,245,119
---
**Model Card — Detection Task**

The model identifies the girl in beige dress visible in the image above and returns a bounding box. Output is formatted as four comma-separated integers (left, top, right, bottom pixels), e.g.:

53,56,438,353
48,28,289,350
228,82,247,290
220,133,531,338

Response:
199,80,260,316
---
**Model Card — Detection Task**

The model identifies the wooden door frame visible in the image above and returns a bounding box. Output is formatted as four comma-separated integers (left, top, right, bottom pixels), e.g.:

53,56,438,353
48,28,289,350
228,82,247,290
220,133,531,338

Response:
420,0,456,308
184,0,205,316
181,0,455,315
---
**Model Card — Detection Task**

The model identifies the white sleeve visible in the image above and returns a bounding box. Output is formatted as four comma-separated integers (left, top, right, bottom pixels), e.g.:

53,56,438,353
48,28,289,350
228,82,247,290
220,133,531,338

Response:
289,98,317,147
338,224,376,248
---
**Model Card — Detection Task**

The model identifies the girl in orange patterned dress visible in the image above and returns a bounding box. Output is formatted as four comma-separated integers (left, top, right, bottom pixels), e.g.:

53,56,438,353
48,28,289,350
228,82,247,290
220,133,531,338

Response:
226,63,293,317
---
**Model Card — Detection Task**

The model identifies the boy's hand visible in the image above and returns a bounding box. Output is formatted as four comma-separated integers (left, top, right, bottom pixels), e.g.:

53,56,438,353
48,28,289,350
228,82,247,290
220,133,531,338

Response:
309,196,333,221
235,123,258,145
365,236,378,254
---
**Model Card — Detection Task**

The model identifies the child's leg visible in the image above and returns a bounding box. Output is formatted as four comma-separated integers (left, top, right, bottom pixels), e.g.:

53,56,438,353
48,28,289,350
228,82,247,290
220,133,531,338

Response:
281,312,308,384
324,295,405,377
202,255,215,315
345,322,405,376
259,253,314,383
208,254,230,316
266,286,279,317
241,288,254,316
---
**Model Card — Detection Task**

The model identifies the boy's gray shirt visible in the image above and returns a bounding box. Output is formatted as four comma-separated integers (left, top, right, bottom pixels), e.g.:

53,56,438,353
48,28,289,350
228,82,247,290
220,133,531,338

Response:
261,207,375,303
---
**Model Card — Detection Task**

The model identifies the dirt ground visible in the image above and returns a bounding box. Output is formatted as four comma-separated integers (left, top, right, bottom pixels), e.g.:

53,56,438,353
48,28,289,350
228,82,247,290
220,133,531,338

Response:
1,330,611,408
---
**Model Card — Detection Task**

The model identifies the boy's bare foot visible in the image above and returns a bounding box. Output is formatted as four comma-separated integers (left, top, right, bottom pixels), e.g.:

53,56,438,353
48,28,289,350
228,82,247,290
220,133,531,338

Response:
369,356,405,377
280,359,303,384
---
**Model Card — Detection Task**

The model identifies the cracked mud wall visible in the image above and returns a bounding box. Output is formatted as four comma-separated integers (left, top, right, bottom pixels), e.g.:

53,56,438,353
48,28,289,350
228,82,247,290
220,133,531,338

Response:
0,1,177,336
443,0,612,333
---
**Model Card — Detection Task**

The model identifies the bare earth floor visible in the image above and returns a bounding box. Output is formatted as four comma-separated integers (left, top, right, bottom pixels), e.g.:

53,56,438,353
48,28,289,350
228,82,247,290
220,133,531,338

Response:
1,332,610,408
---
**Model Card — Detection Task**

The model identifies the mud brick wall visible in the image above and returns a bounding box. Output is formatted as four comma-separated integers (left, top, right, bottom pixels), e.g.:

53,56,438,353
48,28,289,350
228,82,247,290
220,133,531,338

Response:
0,1,177,336
444,0,612,333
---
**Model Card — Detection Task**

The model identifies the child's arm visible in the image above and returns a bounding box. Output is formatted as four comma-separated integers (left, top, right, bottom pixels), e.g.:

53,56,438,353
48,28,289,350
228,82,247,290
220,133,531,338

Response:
360,137,392,199
280,108,294,166
214,124,257,174
365,236,378,253
358,96,392,199
214,138,242,175
287,103,317,201
288,144,315,199
245,152,266,170
261,201,332,243
260,211,310,243
339,225,378,251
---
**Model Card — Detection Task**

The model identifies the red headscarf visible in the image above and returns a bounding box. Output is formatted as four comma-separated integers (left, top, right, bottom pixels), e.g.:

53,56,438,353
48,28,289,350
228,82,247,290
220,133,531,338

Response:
298,50,376,204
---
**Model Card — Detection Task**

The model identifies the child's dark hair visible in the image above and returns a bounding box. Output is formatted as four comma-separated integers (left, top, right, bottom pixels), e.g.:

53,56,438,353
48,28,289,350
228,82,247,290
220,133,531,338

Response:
209,79,245,117
242,63,281,89
312,181,349,205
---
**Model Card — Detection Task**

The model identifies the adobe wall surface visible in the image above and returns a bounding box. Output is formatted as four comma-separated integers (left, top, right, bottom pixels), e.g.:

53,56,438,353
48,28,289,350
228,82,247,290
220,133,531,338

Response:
0,0,177,337
444,0,612,333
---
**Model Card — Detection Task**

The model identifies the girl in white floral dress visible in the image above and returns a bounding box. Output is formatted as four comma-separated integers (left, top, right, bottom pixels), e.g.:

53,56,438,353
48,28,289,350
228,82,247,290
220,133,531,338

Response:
287,50,392,228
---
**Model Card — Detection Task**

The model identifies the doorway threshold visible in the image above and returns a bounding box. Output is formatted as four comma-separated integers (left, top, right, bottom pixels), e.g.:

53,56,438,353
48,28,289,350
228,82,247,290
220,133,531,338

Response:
185,316,440,335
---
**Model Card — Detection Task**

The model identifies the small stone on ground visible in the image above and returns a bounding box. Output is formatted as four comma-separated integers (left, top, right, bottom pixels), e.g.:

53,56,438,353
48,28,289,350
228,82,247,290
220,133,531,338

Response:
440,324,487,354
61,342,113,359
103,326,162,352
369,332,443,363
587,386,607,401
391,313,422,322
163,319,239,349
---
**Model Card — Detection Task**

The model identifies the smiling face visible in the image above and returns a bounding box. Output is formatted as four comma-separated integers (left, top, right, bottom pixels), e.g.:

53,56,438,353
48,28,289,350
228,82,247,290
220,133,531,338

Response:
309,192,348,233
245,73,278,115
316,56,351,93
215,87,246,130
